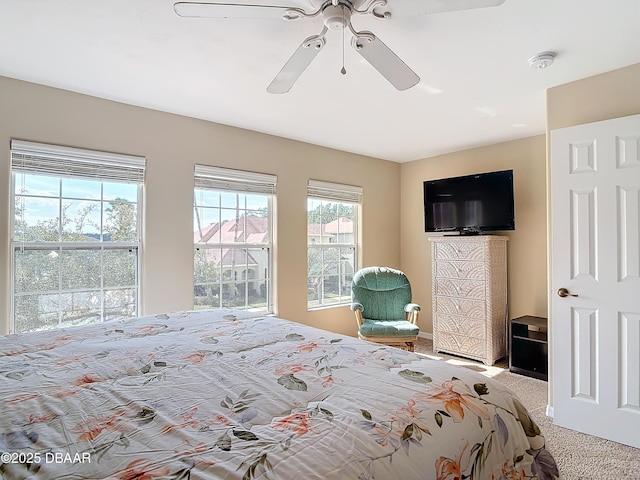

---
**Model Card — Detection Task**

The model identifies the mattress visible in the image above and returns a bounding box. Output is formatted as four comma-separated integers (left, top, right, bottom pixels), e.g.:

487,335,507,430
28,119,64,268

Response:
0,309,561,479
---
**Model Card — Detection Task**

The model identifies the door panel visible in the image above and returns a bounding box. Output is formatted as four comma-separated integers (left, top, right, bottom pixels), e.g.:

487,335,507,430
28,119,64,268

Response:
551,114,640,448
571,307,597,401
619,312,640,410
618,185,640,281
570,188,597,280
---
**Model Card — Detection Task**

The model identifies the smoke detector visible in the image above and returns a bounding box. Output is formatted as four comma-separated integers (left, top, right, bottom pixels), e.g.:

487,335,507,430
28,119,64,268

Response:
529,51,556,69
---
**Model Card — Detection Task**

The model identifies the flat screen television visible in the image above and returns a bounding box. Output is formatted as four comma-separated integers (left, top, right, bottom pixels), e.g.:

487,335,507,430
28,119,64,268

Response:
423,169,515,234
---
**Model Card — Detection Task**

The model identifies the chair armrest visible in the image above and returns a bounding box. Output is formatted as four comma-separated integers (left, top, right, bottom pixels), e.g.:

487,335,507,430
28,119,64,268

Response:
404,303,421,313
404,303,420,325
350,303,364,328
350,303,364,312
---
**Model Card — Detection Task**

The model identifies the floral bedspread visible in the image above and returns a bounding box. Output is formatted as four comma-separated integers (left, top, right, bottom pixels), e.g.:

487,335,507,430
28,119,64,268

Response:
0,310,561,479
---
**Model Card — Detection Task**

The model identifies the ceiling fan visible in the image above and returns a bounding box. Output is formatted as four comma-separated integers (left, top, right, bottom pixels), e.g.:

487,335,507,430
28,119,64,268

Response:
173,0,506,94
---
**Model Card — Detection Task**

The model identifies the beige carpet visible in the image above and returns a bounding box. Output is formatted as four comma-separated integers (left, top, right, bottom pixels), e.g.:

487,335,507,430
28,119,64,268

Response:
414,338,640,480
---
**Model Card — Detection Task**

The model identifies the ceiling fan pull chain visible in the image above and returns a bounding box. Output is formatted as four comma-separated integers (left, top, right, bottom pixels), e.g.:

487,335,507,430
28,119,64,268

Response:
341,6,347,75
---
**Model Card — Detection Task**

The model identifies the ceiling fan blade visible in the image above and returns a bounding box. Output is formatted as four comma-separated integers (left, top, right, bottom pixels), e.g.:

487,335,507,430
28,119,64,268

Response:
352,32,419,91
174,2,304,20
374,0,506,18
267,29,327,94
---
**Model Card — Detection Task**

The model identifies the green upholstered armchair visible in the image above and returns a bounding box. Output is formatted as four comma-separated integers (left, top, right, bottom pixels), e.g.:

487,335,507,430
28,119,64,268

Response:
350,266,420,351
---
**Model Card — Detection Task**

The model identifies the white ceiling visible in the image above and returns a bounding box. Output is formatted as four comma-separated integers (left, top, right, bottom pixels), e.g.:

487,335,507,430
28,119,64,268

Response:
1,0,639,162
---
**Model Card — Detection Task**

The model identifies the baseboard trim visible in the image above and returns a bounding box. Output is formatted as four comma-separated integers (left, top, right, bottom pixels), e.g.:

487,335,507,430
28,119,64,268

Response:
418,332,433,340
545,405,554,418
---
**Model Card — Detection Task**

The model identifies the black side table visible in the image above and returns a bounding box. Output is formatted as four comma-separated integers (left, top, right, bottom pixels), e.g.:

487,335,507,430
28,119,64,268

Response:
509,316,548,381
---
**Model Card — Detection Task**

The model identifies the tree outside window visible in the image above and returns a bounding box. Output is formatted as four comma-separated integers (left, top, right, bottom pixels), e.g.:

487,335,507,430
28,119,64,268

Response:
12,174,141,333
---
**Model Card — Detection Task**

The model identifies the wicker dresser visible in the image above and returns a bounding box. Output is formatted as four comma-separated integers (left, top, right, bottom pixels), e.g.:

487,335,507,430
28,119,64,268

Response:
428,235,508,365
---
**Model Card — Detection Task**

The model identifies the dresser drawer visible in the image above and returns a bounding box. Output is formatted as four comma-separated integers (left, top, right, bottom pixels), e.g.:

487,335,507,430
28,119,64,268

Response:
434,278,485,299
435,314,486,339
434,260,485,280
434,332,486,359
434,297,486,319
434,241,484,261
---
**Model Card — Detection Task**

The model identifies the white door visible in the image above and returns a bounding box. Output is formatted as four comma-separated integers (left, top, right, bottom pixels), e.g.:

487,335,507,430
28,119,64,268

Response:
551,114,640,448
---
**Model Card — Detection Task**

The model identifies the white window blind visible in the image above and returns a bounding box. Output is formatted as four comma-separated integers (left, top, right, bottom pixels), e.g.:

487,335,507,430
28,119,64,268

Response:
10,140,146,183
194,165,277,195
307,179,363,204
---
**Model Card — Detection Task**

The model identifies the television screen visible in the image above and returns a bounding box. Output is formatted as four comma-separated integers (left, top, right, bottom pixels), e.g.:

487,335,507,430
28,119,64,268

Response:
423,170,515,234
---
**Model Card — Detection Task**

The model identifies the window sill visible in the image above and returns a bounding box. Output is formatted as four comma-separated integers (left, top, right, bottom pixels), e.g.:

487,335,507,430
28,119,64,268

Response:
307,303,351,313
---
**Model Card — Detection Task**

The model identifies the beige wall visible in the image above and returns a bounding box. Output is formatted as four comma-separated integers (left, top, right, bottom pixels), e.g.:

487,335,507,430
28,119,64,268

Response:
400,136,548,334
546,63,640,131
2,63,638,342
0,75,401,336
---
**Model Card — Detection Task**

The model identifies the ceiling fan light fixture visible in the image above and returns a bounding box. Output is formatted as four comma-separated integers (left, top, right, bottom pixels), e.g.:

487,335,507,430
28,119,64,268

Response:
528,51,556,70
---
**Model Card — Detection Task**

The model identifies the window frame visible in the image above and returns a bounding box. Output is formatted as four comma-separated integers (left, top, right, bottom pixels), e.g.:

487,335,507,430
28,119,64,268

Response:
307,180,362,310
193,165,276,314
9,140,145,334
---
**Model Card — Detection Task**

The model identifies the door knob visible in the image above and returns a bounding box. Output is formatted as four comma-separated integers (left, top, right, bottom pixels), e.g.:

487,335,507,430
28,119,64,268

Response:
557,287,578,298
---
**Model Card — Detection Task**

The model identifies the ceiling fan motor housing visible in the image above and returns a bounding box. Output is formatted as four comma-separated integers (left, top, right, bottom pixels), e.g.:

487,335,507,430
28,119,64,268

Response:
323,3,351,30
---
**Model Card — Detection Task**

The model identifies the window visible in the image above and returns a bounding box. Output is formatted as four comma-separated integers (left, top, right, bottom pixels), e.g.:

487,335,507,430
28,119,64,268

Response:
10,140,145,333
194,165,275,313
307,180,361,309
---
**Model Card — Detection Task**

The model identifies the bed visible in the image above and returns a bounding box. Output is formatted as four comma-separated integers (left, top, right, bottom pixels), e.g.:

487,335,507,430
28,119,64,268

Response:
0,309,560,479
